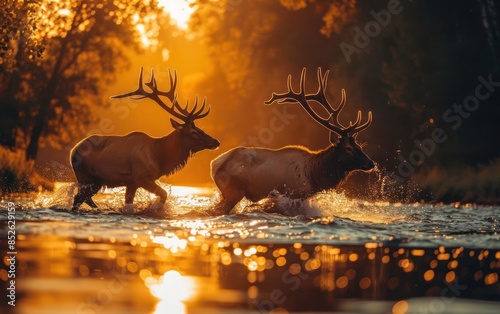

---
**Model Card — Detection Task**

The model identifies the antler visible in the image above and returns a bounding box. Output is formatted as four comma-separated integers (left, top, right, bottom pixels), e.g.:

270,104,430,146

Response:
265,68,372,138
111,67,210,123
174,95,210,121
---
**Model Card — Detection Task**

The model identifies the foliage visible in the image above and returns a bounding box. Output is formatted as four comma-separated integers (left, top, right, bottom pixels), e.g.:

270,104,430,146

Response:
186,0,500,202
0,0,162,160
0,146,53,193
190,0,360,152
192,0,357,88
0,0,45,73
415,159,500,204
192,0,500,163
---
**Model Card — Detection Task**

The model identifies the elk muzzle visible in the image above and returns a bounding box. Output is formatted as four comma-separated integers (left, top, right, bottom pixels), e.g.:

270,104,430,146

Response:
360,158,375,170
208,138,221,150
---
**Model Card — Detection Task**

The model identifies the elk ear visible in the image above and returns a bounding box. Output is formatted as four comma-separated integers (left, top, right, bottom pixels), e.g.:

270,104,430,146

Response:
170,118,184,131
329,132,340,144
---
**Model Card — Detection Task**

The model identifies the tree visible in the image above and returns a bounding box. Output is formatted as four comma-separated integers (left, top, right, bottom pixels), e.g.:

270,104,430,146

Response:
192,0,500,171
0,0,45,148
0,0,162,160
190,0,359,150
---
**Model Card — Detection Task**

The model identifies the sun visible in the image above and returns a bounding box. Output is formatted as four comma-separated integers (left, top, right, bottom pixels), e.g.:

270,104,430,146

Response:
158,0,196,30
134,0,196,49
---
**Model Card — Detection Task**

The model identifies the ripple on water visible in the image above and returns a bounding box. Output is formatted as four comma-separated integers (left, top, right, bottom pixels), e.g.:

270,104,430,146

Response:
1,183,499,248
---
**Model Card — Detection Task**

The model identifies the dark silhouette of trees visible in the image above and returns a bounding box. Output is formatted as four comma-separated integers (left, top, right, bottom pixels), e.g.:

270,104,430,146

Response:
191,0,500,173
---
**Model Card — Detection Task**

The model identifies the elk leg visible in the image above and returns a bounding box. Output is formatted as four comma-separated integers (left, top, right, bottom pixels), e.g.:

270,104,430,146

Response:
84,184,101,208
72,183,100,211
211,185,245,215
125,186,138,204
72,188,86,211
140,181,168,203
84,198,98,208
211,198,240,216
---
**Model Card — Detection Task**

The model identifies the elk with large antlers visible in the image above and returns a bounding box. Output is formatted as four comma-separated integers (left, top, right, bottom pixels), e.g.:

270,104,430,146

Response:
71,68,220,211
211,68,374,214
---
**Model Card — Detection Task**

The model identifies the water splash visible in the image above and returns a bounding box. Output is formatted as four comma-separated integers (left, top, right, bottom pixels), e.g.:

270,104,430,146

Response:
21,180,416,224
28,182,210,217
359,165,428,203
3,182,499,248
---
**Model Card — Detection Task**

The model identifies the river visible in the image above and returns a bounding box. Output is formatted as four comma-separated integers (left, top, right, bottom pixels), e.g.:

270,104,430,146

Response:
1,182,499,313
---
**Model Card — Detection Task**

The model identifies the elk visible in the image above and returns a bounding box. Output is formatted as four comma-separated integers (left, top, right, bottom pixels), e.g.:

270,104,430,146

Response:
211,68,375,215
71,68,220,211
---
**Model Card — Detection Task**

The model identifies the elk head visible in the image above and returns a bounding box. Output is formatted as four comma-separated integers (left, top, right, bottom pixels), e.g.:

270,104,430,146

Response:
111,67,220,152
265,68,375,171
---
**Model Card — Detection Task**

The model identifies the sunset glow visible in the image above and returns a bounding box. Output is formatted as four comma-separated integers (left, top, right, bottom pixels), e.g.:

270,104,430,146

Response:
159,0,196,30
4,1,500,313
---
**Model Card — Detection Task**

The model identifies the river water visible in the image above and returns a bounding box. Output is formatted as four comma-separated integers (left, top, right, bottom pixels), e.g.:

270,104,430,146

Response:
1,182,499,313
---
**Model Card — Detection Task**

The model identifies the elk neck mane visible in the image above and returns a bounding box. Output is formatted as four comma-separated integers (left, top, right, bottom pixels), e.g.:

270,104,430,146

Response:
306,144,346,192
155,130,193,176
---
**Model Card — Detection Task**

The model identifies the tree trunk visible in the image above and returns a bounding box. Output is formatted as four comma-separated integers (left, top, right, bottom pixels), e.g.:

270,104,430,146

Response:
24,2,84,161
25,104,48,160
0,2,29,149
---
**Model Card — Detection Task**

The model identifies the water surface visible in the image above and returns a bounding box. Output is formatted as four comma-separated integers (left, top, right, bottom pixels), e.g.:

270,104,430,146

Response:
1,183,499,313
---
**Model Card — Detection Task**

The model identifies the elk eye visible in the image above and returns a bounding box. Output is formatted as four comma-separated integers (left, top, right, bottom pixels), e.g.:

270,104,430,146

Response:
190,131,199,139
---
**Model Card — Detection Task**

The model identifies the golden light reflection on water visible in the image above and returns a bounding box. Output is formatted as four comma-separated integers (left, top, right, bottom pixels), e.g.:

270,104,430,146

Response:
1,233,499,313
145,270,195,314
153,233,188,253
2,191,500,314
171,186,214,197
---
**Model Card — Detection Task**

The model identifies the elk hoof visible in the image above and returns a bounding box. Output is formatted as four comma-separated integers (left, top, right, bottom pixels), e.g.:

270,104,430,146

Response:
146,202,172,218
122,204,136,214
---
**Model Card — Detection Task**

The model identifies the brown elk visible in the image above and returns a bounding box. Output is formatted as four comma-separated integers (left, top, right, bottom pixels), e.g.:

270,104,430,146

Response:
71,68,220,211
211,68,375,214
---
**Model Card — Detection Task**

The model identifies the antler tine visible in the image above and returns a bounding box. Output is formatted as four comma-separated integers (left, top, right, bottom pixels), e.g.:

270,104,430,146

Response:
190,96,211,120
174,99,190,116
169,69,177,95
157,69,211,121
111,67,188,121
190,95,199,116
265,67,372,138
156,68,177,100
299,68,306,97
111,67,148,99
191,96,203,115
264,73,297,105
110,67,212,123
347,110,362,128
332,89,347,128
304,68,333,109
265,68,346,136
305,68,349,130
349,111,372,135
195,97,207,115
144,68,158,91
173,95,211,122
